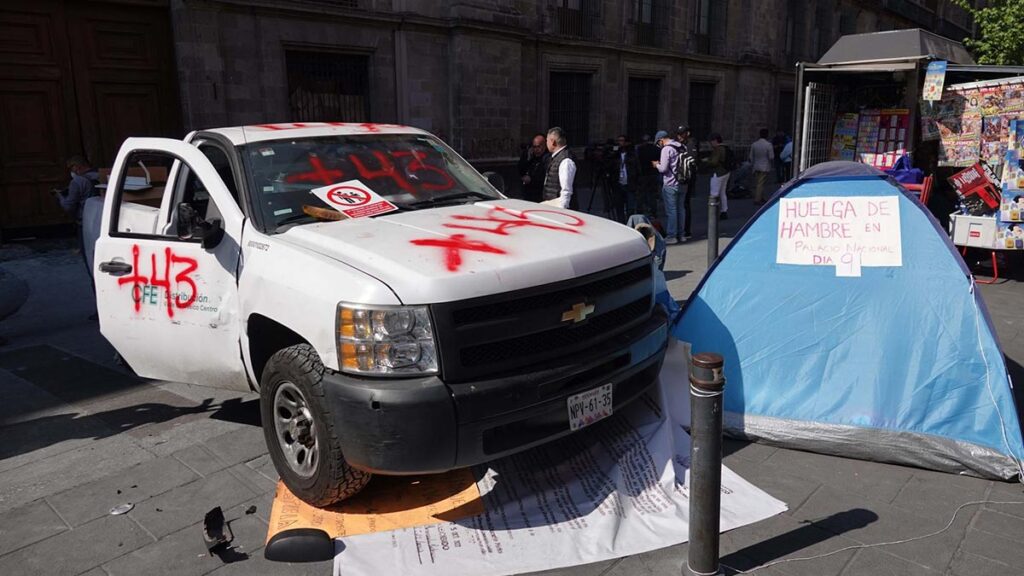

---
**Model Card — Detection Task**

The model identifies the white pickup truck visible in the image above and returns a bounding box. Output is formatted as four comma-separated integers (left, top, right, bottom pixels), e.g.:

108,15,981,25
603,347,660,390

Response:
90,122,668,506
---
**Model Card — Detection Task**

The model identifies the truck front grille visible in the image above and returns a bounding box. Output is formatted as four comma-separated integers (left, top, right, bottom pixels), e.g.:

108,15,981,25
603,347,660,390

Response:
432,257,654,382
460,297,650,367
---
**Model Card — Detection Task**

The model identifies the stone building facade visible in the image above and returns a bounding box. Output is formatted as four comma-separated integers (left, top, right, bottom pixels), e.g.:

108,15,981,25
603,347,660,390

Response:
168,0,975,163
0,0,977,233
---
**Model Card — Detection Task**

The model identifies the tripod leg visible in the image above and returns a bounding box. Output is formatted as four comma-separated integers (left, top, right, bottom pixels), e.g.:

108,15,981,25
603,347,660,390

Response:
586,170,599,212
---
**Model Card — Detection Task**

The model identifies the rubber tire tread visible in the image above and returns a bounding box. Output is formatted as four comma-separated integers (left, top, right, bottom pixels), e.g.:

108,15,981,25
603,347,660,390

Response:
261,343,371,506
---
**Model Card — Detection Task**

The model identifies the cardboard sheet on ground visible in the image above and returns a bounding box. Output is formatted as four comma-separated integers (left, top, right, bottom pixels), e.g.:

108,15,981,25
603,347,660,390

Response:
320,340,786,575
267,469,485,539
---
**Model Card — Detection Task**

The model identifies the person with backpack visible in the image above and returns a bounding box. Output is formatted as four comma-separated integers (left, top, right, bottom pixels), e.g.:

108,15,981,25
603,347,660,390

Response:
703,132,731,219
675,125,697,240
651,130,685,244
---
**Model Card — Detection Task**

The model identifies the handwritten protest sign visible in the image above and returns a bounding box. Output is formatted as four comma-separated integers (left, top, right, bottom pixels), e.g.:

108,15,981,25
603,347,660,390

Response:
776,196,902,273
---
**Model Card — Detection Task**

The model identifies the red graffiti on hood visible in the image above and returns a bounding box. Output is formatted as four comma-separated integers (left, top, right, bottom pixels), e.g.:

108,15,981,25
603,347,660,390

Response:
444,205,584,236
409,234,507,272
117,245,199,318
410,205,586,271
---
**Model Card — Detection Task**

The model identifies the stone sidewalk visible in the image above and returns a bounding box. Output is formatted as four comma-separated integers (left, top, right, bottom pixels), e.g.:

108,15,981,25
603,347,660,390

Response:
0,186,1023,576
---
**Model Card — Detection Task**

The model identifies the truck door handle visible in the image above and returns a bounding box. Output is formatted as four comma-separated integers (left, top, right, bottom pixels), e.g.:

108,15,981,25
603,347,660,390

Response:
99,260,133,275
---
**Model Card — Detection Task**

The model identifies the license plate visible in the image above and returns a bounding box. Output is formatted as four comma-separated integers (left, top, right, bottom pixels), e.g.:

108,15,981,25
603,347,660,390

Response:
567,383,613,431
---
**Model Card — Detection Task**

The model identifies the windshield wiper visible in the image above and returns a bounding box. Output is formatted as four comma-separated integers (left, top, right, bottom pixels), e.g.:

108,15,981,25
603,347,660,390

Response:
274,213,316,232
402,191,494,209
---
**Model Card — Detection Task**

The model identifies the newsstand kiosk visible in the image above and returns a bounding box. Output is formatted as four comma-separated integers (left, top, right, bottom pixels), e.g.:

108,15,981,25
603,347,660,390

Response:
792,29,1024,280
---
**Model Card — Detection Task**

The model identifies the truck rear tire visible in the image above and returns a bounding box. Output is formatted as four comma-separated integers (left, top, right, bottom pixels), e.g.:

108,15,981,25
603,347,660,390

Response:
260,343,371,506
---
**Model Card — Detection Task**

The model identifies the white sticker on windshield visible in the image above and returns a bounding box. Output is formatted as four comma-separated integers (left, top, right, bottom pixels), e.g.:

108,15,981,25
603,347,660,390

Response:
259,148,275,157
273,208,293,216
310,180,399,219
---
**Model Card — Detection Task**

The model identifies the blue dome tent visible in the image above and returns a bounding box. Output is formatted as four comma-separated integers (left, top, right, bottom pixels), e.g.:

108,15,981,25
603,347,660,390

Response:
674,161,1024,479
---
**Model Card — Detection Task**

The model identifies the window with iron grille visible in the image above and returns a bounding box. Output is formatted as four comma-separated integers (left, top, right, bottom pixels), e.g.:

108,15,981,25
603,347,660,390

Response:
627,78,660,142
285,50,369,123
557,0,598,39
635,0,661,47
693,0,726,55
549,72,591,144
688,82,715,142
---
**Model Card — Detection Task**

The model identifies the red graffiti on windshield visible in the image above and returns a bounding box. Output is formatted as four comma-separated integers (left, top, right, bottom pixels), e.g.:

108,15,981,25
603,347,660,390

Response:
285,155,345,185
249,122,402,132
392,150,455,191
117,245,199,318
349,151,415,192
410,234,507,272
280,151,455,194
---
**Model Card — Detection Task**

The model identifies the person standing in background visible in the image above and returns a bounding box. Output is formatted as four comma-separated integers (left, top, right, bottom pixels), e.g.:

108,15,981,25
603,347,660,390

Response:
675,125,696,240
543,127,577,209
651,130,683,244
703,133,730,220
749,128,774,205
635,134,661,218
780,138,793,181
57,156,100,221
518,134,549,203
772,130,788,183
609,134,638,222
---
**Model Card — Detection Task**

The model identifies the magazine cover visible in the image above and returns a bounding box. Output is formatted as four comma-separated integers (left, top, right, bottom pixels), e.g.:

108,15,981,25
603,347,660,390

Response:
830,113,860,161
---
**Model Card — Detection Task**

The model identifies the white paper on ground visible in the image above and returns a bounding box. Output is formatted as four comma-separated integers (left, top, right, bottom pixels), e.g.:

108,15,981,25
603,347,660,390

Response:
333,339,787,576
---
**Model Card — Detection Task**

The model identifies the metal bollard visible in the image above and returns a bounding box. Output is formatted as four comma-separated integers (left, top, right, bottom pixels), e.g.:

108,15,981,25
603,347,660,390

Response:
685,352,726,576
707,194,720,266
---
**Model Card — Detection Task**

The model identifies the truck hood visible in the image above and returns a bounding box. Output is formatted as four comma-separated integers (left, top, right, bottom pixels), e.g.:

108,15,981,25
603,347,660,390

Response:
278,199,651,304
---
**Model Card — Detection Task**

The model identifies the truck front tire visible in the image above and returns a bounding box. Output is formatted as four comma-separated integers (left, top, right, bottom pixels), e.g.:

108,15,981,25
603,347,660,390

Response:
260,344,371,506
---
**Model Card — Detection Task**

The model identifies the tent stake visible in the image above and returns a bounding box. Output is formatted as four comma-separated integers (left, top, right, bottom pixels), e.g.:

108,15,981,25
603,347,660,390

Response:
686,352,726,576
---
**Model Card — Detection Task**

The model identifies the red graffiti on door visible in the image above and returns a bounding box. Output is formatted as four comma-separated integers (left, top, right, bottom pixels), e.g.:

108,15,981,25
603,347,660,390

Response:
117,245,199,318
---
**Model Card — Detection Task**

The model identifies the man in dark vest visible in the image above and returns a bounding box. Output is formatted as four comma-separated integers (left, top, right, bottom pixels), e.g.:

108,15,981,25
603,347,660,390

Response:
518,134,548,203
542,126,577,209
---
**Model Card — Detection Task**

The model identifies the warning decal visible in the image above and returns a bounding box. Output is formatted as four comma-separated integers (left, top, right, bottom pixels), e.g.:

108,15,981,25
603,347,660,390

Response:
311,180,399,219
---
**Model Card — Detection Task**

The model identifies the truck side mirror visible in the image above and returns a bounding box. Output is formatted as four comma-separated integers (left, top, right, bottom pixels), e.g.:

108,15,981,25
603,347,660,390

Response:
482,171,505,194
176,202,224,250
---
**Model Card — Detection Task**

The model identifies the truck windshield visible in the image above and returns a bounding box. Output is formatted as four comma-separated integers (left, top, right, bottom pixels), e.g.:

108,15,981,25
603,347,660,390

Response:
240,134,501,232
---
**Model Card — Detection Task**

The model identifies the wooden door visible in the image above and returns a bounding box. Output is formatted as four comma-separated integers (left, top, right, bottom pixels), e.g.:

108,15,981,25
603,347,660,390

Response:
0,2,81,229
66,1,181,169
0,0,179,232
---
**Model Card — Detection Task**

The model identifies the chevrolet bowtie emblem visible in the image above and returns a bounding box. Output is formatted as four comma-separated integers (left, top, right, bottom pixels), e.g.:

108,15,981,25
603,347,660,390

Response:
561,302,595,323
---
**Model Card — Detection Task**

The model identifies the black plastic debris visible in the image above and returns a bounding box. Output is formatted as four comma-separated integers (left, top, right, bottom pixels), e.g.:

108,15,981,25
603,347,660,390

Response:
245,505,257,515
202,506,232,552
201,506,249,563
264,528,334,563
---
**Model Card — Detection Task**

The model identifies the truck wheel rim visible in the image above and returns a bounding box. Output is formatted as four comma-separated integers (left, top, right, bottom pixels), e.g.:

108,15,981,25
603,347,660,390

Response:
273,381,319,479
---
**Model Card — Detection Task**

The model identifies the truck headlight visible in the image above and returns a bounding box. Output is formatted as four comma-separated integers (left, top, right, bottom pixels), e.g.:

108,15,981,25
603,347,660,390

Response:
336,304,438,375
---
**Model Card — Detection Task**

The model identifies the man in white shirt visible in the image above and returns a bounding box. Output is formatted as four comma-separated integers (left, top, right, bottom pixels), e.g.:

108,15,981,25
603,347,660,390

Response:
749,128,775,205
542,127,577,209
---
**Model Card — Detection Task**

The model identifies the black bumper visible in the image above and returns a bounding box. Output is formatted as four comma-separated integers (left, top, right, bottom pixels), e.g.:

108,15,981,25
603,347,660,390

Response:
323,307,668,474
